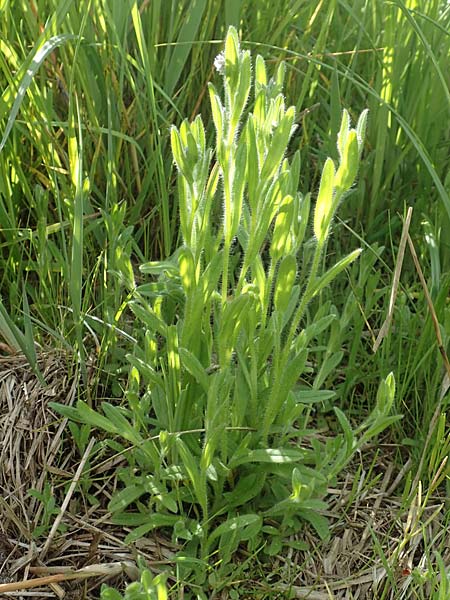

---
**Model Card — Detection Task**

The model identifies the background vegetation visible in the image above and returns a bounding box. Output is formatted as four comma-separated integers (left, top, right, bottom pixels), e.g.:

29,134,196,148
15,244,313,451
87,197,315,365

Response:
0,0,449,598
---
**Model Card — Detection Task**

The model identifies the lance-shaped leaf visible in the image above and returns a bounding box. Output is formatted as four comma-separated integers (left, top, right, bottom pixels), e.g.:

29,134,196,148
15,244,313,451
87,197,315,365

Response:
191,114,206,151
255,54,267,88
275,61,286,90
274,254,297,313
224,25,240,95
356,108,369,156
179,247,196,294
260,106,295,182
270,195,294,261
208,83,224,148
337,108,351,162
312,249,362,298
296,192,310,249
334,129,359,192
314,157,335,245
170,126,192,183
231,49,251,131
374,371,396,417
218,294,251,368
246,116,260,212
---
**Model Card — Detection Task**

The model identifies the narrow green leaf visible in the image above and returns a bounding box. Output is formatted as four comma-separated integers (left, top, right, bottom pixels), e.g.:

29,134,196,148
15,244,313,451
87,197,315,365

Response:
336,108,350,162
0,34,76,152
101,403,142,446
208,514,262,544
298,509,330,540
126,354,165,390
108,485,145,513
164,0,208,96
334,407,355,453
176,438,207,515
75,400,119,434
170,126,191,182
313,249,362,297
270,195,294,261
128,301,167,338
223,473,265,508
208,83,224,146
334,130,359,191
255,54,267,87
260,106,296,182
229,447,305,469
124,514,180,544
356,108,369,155
314,157,335,245
179,347,209,393
179,247,196,294
274,254,297,313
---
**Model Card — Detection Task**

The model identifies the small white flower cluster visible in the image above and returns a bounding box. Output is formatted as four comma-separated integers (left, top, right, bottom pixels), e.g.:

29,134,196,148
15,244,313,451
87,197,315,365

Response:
214,52,226,74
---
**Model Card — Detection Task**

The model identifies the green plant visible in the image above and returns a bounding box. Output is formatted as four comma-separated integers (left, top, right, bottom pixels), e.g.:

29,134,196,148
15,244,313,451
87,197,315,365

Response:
28,483,65,538
52,26,399,593
101,569,169,600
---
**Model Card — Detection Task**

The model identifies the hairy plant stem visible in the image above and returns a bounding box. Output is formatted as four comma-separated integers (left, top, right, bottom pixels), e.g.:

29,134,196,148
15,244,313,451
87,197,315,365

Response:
261,242,323,443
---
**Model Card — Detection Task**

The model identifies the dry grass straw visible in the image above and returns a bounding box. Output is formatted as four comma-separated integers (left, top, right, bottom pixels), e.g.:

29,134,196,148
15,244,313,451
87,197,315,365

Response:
274,442,450,599
0,350,175,599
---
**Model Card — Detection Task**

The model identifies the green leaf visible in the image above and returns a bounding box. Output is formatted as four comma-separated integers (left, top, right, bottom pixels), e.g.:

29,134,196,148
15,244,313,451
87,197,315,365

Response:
124,514,180,544
233,50,252,128
293,389,336,404
260,106,296,182
314,351,343,389
126,354,165,390
264,349,308,433
255,54,267,87
229,447,306,469
298,509,330,540
208,514,262,544
179,347,209,393
356,108,369,155
128,302,168,338
108,485,145,513
375,371,396,417
0,34,76,153
49,402,81,422
224,25,240,90
312,249,362,297
218,294,251,368
75,400,119,435
99,587,122,600
231,135,247,235
176,438,207,515
313,157,335,245
336,108,350,162
170,126,192,183
208,83,224,147
335,130,359,191
179,247,196,294
101,403,142,445
223,473,265,508
164,0,208,96
334,407,355,454
270,195,294,261
274,254,297,313
304,314,336,341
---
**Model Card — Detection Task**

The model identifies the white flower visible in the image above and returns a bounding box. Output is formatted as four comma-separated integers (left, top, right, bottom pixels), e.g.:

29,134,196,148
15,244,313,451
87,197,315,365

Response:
214,52,225,74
